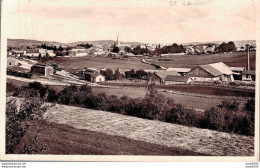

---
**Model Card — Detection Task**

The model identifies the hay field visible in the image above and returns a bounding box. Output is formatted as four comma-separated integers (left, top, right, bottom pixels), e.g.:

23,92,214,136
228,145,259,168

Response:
44,104,254,156
154,51,256,70
41,56,156,71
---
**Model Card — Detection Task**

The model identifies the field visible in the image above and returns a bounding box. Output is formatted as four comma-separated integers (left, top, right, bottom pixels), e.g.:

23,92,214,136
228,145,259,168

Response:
6,78,250,110
41,103,254,156
153,51,256,70
40,56,156,71
92,86,249,110
15,121,206,155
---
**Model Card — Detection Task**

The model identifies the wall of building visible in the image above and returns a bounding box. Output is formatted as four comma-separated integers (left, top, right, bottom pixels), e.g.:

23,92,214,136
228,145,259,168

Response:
148,75,162,84
187,67,213,78
45,66,54,76
95,75,105,83
31,66,45,75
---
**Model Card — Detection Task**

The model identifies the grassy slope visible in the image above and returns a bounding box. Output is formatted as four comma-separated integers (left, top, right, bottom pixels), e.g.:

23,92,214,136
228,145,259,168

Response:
154,51,256,70
16,121,207,155
43,104,254,156
40,57,156,71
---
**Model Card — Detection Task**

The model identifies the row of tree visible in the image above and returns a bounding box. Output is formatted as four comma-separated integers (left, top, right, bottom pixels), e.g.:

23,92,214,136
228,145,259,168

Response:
100,68,151,80
112,43,186,56
217,41,236,53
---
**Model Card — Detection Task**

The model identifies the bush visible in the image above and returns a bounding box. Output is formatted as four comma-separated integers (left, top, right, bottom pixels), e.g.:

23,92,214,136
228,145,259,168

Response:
244,99,255,113
6,96,47,154
217,100,240,111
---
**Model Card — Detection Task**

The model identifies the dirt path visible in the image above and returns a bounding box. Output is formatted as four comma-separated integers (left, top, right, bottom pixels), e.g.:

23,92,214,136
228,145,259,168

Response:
44,104,254,156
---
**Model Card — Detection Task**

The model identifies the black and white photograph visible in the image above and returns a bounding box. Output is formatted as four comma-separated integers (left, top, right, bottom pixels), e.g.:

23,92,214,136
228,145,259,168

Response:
0,0,259,162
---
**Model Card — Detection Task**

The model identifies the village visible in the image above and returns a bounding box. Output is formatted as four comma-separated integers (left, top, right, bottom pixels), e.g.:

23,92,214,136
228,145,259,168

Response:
3,0,259,159
6,37,256,89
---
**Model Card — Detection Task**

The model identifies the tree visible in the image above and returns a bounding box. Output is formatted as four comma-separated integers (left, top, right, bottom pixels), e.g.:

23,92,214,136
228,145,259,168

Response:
124,46,133,53
105,68,114,80
227,41,236,52
133,45,142,55
6,97,47,154
112,46,119,53
136,69,147,79
114,69,121,80
58,45,63,51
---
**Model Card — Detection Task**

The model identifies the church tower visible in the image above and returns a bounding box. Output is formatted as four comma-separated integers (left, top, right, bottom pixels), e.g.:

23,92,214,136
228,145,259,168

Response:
117,33,120,46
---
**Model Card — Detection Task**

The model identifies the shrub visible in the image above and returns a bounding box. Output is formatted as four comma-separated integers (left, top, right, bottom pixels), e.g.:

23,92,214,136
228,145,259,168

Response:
28,82,43,90
204,107,226,131
244,99,255,113
6,96,47,154
6,82,20,96
217,100,240,111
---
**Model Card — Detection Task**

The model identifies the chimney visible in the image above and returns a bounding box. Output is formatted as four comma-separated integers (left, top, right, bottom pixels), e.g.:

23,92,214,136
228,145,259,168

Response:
246,44,250,70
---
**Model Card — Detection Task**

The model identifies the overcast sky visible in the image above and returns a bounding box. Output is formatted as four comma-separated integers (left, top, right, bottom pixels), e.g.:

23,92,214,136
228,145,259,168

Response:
3,0,256,44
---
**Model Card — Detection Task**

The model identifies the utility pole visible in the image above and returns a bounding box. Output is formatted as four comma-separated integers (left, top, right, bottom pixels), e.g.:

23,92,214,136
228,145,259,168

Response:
246,44,250,70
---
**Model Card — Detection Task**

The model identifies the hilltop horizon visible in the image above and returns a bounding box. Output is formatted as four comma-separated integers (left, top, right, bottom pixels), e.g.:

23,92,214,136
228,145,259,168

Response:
7,38,256,48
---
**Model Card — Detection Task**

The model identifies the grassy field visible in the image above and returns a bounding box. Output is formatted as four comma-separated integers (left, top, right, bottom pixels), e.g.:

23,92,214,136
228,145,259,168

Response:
42,104,254,156
153,51,256,70
6,78,250,110
101,82,255,98
92,86,249,110
15,121,207,155
40,56,156,71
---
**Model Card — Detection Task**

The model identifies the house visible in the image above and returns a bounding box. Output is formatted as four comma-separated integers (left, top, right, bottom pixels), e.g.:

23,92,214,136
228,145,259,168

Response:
229,67,246,80
47,50,56,57
39,48,47,57
83,67,98,74
85,72,105,83
25,49,39,57
187,62,234,82
166,68,191,76
206,46,215,54
7,57,20,67
165,76,192,85
242,70,255,81
31,63,54,76
71,50,89,57
71,47,86,52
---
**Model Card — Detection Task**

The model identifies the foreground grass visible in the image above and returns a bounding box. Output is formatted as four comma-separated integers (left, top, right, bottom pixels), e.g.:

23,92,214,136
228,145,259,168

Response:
43,104,254,156
15,121,208,155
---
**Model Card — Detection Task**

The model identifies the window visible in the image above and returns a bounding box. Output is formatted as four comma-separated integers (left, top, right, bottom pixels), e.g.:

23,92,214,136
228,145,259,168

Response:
9,62,11,65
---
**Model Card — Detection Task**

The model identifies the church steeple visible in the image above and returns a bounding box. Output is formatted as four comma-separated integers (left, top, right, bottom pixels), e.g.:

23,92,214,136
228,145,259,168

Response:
117,33,120,46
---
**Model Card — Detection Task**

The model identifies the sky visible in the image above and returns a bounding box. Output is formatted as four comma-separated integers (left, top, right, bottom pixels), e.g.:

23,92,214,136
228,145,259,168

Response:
3,0,257,44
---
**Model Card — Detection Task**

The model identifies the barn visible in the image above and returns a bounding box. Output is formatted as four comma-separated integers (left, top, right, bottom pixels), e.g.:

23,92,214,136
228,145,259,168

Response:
31,63,54,76
147,73,163,84
187,62,234,82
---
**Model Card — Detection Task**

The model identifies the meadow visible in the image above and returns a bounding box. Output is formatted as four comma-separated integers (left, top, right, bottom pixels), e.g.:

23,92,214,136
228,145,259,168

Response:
153,51,256,69
92,86,250,110
40,56,156,71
